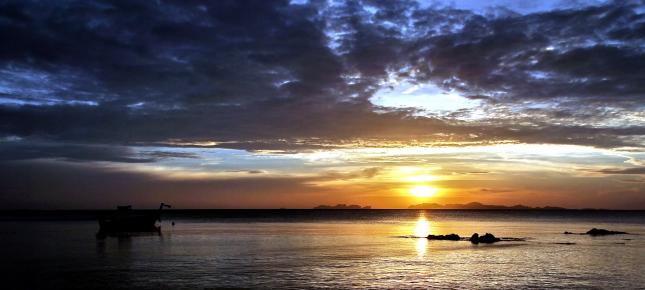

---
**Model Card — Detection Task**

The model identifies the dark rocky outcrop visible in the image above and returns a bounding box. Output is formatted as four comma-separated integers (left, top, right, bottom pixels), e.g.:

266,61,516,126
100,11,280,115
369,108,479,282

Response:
562,228,628,235
427,234,460,241
409,202,566,210
313,204,371,209
586,228,627,236
469,233,501,244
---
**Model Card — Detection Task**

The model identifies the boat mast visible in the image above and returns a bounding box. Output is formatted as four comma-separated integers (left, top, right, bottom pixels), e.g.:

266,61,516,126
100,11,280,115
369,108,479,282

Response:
158,202,171,221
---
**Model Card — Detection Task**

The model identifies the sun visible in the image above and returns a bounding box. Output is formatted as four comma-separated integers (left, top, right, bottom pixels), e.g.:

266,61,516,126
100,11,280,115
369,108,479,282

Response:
409,186,437,198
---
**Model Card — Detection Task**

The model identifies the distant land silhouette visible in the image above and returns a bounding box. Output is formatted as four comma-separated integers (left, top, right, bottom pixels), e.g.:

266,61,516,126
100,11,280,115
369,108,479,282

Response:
408,202,567,210
314,204,372,209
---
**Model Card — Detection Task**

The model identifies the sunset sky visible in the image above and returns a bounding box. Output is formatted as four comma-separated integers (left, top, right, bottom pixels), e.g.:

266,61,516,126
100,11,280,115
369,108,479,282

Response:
0,0,644,209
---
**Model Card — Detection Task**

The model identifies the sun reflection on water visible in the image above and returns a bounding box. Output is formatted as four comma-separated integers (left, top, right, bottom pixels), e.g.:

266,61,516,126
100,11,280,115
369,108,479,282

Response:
415,237,427,258
413,213,431,237
413,212,431,258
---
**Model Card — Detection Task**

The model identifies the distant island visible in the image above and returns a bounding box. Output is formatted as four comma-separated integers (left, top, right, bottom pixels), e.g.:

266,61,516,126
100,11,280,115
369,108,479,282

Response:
408,202,566,210
314,204,372,209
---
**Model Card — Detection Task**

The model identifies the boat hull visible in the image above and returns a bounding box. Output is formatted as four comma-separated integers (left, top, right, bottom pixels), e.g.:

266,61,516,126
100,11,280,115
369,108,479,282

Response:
96,204,170,238
97,214,160,238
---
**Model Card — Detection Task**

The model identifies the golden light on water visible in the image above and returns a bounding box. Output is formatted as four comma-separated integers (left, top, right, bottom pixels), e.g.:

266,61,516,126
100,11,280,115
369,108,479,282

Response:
416,237,427,258
413,213,431,258
410,186,437,198
413,214,431,237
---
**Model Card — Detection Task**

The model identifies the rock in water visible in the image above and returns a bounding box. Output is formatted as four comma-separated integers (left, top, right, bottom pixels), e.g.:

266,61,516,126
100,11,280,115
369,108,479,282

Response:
427,234,460,241
469,233,501,244
479,233,501,243
586,228,627,236
469,233,479,244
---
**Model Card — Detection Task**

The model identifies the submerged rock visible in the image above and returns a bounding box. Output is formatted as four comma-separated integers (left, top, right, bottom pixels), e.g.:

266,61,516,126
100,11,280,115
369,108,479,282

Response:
500,237,526,242
469,233,501,244
586,228,627,236
427,234,460,241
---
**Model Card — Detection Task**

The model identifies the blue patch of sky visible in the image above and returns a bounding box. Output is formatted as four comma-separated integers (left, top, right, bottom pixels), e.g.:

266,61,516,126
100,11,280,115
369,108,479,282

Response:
528,71,552,80
127,102,146,109
0,135,22,142
136,147,309,173
289,0,309,5
0,66,100,106
0,96,98,106
417,0,609,15
510,151,631,166
370,81,480,114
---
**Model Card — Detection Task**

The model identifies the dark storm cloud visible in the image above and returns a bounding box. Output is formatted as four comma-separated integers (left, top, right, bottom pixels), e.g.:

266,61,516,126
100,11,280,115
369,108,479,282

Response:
0,0,643,153
0,140,199,162
0,141,152,163
409,1,645,103
0,0,333,105
142,151,199,159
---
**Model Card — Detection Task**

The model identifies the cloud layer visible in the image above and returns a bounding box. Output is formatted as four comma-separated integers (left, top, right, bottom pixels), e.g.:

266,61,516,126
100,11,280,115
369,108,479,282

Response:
0,0,644,209
0,0,643,153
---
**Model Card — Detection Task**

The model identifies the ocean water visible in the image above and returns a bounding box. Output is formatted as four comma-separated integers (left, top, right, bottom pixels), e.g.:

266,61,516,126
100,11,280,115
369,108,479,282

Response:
1,210,644,289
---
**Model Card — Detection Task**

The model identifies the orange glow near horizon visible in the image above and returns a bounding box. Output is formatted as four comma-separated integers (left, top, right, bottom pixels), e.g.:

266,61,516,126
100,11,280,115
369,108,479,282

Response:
49,143,644,210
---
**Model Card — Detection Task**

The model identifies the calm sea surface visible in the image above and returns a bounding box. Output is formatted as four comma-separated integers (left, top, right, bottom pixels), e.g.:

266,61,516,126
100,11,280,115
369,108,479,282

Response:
1,210,644,289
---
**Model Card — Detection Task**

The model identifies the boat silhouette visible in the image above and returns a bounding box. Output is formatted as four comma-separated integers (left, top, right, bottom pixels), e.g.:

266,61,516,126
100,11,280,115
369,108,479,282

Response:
96,203,171,238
